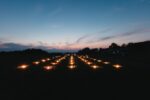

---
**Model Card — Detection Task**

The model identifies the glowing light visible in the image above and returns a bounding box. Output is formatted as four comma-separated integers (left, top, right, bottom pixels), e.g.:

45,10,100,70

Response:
56,60,60,63
83,59,87,62
97,60,102,62
33,61,40,65
93,59,97,61
44,65,54,71
51,62,57,65
87,62,92,65
68,65,76,69
91,65,99,69
47,58,50,61
68,55,76,69
41,59,46,63
70,61,74,65
113,64,122,69
104,61,110,64
17,64,29,70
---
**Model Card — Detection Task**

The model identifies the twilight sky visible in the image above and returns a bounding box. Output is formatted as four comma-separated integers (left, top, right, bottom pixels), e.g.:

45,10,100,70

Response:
0,0,150,51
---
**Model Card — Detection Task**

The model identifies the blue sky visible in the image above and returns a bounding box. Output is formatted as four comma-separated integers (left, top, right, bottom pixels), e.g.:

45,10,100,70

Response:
0,0,150,51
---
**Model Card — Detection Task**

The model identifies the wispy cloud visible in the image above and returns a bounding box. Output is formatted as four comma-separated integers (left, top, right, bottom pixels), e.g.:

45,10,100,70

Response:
86,27,150,43
75,34,91,43
0,42,78,52
100,36,116,41
0,43,31,51
0,41,53,51
75,29,111,43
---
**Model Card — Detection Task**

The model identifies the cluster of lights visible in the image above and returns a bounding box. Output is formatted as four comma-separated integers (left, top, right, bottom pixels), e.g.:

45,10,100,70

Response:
33,57,51,65
51,56,67,65
68,55,76,69
17,56,60,70
81,55,111,65
52,56,61,59
78,56,100,69
43,56,67,71
41,58,51,63
86,56,110,65
17,54,123,71
78,55,123,70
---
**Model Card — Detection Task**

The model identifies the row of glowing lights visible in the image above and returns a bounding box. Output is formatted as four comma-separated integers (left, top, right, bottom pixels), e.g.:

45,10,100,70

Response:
43,56,67,71
17,57,51,70
17,56,64,70
68,56,76,69
78,56,100,69
78,55,122,69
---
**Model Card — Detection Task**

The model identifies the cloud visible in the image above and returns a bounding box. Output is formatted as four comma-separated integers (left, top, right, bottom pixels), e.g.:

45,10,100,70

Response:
0,43,31,51
0,42,51,52
74,29,111,44
75,34,91,43
63,29,112,48
37,41,49,46
120,28,150,36
100,36,116,41
0,42,78,52
86,27,150,43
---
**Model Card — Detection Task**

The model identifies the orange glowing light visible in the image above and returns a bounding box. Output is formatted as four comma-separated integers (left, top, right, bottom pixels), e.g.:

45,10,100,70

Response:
68,65,76,69
33,61,40,65
56,60,60,63
51,62,57,65
44,65,54,70
87,62,92,65
113,64,122,69
18,64,29,70
91,65,99,69
70,61,74,65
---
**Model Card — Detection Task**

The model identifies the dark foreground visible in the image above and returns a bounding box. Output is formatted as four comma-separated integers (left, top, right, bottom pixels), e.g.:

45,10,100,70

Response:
0,54,150,100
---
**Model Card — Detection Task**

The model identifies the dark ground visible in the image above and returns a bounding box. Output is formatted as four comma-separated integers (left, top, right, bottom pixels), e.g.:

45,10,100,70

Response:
0,54,150,100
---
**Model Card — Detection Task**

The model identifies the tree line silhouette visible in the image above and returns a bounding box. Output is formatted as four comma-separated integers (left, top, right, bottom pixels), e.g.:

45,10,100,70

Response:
78,41,150,66
0,41,150,68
